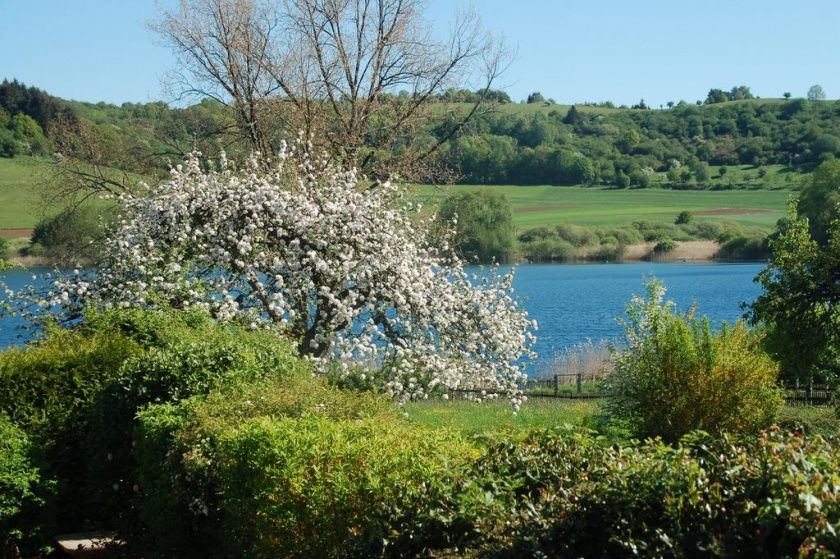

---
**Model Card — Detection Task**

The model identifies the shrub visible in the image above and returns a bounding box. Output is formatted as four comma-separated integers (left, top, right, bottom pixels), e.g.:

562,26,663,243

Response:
438,427,840,557
554,223,598,247
134,376,476,558
28,206,111,263
604,280,783,442
716,233,770,260
0,309,306,537
437,190,516,262
0,238,8,260
0,414,42,554
652,237,678,254
675,210,693,224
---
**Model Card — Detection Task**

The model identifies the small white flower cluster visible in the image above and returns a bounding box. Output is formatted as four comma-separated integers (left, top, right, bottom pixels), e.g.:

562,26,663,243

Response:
2,139,536,406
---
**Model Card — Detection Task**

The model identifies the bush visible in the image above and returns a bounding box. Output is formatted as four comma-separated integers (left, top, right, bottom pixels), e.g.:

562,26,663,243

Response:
0,238,8,260
604,280,783,442
0,309,306,538
652,237,678,254
436,190,515,262
134,376,476,558
0,414,42,554
28,206,112,263
716,234,770,260
434,427,840,557
554,223,598,247
675,210,693,224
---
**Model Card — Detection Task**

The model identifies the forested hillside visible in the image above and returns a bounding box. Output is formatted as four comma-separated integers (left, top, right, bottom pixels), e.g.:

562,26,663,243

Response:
2,78,839,191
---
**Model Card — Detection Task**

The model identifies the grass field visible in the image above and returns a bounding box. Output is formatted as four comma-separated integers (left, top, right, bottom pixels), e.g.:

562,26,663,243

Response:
415,183,793,231
404,398,602,435
405,398,840,439
0,156,52,229
0,156,795,235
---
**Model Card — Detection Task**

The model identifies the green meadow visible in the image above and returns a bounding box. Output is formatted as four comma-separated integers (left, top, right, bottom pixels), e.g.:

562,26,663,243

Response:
0,156,50,229
415,183,792,230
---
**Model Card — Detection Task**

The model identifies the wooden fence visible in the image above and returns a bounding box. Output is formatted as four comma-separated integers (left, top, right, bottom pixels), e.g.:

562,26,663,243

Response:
454,376,835,405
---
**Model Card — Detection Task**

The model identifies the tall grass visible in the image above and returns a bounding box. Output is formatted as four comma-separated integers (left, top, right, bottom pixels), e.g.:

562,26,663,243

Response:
537,339,614,384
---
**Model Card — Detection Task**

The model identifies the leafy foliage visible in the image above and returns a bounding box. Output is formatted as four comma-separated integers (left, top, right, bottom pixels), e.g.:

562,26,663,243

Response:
749,203,840,384
0,309,306,540
605,280,782,441
425,427,840,557
134,375,476,558
436,190,515,262
0,414,42,552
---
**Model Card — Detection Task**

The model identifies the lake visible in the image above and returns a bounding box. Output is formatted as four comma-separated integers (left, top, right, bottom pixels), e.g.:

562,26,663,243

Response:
0,262,765,374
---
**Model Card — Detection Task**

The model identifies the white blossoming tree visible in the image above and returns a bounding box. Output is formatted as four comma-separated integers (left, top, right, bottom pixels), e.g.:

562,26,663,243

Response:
4,140,535,404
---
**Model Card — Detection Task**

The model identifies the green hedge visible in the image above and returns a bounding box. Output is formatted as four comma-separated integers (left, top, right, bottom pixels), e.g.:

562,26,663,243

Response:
134,375,477,558
0,414,42,553
0,309,308,542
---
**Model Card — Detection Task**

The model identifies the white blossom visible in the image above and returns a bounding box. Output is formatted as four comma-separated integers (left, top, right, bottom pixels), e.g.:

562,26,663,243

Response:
1,140,536,404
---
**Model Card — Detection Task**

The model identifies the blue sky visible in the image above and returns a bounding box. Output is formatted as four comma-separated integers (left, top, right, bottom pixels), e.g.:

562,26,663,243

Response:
1,0,838,106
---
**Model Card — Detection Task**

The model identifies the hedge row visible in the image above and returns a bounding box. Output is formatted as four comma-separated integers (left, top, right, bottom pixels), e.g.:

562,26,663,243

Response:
1,310,839,558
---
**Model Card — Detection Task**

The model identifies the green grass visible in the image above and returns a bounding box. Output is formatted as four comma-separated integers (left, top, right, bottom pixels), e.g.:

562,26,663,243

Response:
403,398,836,440
404,397,601,435
415,183,792,230
0,156,51,229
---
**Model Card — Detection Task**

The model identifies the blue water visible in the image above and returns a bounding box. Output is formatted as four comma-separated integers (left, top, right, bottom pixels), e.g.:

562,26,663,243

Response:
0,263,765,373
506,263,764,373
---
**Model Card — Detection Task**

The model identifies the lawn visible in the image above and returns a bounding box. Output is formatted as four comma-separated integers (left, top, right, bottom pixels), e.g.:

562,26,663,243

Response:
404,397,839,439
414,183,792,230
404,397,602,435
0,156,51,229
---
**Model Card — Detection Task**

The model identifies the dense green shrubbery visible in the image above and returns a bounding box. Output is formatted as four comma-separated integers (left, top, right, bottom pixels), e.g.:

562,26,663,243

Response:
0,309,306,542
425,427,840,557
604,281,782,442
436,190,515,262
716,233,770,260
135,376,476,558
0,414,42,554
0,238,8,260
652,237,678,254
27,206,112,263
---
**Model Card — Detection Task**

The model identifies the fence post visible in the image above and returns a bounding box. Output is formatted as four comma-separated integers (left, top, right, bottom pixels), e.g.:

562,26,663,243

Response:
576,372,582,394
553,374,559,396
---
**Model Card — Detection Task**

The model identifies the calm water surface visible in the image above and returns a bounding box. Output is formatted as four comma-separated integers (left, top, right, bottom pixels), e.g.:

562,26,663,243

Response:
0,263,765,373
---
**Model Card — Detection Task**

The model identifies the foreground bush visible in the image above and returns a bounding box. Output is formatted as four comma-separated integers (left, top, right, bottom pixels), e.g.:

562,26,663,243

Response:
0,309,307,542
135,376,477,558
604,280,783,441
0,414,42,556
439,427,840,557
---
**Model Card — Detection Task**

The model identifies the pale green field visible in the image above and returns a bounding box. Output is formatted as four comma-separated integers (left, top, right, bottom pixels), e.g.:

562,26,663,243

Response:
415,184,792,230
0,156,51,229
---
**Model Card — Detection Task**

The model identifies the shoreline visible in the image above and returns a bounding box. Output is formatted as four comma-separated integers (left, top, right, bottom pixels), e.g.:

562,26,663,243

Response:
2,239,766,269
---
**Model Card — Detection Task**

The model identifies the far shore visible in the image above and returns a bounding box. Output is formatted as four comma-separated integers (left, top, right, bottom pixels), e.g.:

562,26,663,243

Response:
2,237,766,270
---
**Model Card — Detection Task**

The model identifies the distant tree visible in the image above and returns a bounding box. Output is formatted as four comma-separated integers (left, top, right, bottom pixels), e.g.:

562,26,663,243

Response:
730,85,754,101
667,101,674,109
675,211,693,225
615,170,631,188
783,92,792,99
526,92,545,104
719,166,728,178
705,88,731,104
562,105,581,125
807,84,827,101
631,98,649,110
436,190,516,262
